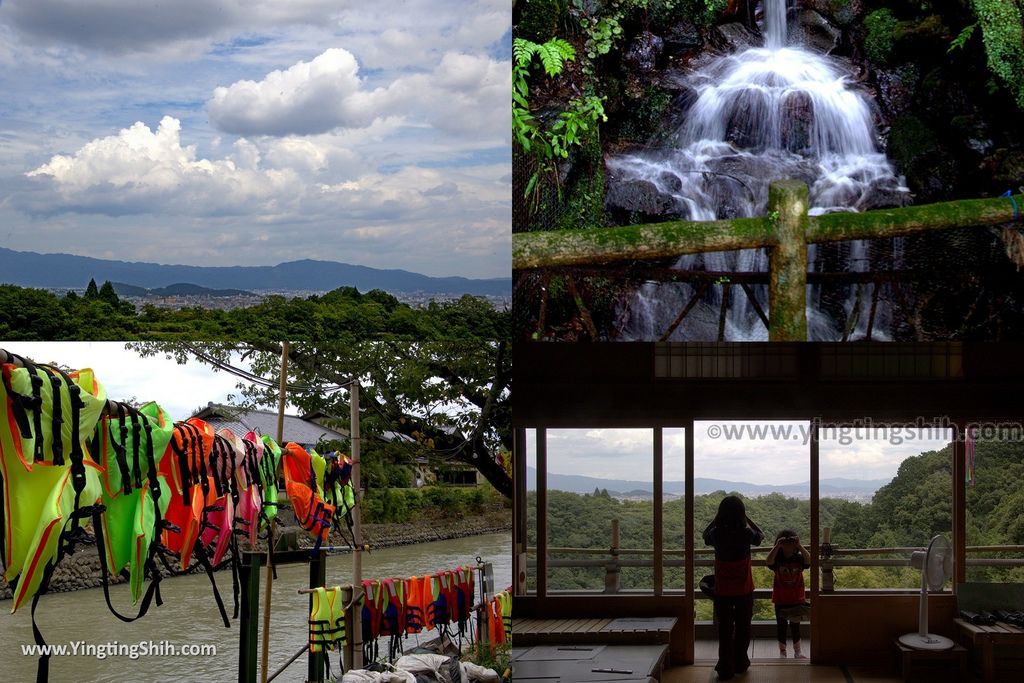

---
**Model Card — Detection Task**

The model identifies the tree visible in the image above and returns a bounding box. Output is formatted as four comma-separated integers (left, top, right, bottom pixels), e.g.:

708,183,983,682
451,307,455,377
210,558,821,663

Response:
85,278,99,298
98,280,119,305
131,341,513,498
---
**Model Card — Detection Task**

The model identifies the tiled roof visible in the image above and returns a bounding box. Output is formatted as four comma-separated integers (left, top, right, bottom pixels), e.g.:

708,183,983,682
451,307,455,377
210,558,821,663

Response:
192,403,347,447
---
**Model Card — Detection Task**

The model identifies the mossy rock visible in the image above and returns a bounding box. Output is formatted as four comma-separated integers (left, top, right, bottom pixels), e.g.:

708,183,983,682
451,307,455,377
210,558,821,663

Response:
618,85,674,142
515,0,565,42
887,116,961,200
863,8,901,65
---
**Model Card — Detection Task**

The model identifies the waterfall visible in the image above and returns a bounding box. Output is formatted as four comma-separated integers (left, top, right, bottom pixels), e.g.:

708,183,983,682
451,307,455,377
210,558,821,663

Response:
763,0,788,49
607,0,907,341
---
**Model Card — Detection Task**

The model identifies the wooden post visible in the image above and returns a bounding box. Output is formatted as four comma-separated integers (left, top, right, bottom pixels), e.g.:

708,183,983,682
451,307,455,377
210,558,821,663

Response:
238,551,262,683
307,552,326,682
342,584,355,672
653,428,663,596
537,429,548,598
605,519,621,593
809,420,820,662
260,341,289,683
350,380,364,668
768,180,809,341
953,424,967,586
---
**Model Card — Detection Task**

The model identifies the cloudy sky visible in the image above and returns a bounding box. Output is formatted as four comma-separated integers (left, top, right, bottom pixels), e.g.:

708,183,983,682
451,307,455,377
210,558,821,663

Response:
4,341,270,419
529,423,953,485
0,1,510,279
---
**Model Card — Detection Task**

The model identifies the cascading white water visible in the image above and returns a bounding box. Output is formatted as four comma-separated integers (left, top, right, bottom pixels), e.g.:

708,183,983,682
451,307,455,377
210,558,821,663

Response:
608,0,907,340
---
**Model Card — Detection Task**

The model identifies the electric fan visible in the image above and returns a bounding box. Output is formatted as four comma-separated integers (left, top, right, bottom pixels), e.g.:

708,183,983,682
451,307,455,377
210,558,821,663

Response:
898,534,954,650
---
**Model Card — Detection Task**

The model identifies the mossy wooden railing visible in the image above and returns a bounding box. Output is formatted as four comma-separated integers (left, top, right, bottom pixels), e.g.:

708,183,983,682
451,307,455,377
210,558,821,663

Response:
512,180,1024,340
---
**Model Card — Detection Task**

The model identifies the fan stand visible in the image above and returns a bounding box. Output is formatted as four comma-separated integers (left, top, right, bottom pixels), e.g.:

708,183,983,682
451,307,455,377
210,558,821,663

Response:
899,541,954,651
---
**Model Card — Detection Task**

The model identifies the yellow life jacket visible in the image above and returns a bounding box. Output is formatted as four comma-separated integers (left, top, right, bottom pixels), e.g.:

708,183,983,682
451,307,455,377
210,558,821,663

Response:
309,585,347,652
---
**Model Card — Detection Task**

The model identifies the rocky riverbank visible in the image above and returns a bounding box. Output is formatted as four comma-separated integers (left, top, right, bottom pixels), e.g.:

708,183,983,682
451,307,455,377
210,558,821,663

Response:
0,511,510,600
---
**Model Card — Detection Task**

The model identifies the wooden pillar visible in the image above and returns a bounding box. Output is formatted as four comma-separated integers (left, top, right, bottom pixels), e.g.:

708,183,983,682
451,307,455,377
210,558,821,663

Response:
537,428,548,598
809,420,820,661
953,423,967,586
605,519,621,593
654,428,664,596
767,180,809,341
683,420,695,665
513,427,528,595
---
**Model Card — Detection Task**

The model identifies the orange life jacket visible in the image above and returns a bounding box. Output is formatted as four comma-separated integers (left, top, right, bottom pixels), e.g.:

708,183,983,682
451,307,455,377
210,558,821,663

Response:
404,575,426,634
281,442,335,548
160,418,216,569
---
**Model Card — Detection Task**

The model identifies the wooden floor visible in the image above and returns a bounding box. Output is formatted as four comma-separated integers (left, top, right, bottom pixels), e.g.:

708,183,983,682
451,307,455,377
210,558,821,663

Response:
694,637,811,661
665,663,974,682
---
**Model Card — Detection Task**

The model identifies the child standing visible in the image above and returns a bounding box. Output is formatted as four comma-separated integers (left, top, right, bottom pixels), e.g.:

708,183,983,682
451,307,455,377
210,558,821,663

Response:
765,529,810,659
703,495,764,681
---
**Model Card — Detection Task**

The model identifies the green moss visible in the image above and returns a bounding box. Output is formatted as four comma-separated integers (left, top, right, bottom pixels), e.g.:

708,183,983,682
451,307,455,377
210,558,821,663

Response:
864,8,902,64
559,133,606,230
971,0,1024,108
887,116,939,170
619,85,673,142
516,0,566,42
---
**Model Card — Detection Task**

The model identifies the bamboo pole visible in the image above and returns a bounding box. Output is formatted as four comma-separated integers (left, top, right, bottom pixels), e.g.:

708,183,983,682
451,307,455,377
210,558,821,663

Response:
350,380,363,669
512,189,1024,269
260,341,289,683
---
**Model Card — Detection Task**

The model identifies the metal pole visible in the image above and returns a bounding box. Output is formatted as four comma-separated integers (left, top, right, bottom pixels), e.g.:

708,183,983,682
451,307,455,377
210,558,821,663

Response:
260,341,289,683
350,380,364,668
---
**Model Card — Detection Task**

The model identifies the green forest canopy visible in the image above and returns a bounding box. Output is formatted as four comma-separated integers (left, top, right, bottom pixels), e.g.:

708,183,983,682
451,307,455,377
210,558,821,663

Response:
528,439,1024,619
0,282,509,341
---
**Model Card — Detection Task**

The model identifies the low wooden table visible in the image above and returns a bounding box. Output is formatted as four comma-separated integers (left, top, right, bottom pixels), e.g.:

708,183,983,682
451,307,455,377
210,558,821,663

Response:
894,639,967,682
955,617,1024,683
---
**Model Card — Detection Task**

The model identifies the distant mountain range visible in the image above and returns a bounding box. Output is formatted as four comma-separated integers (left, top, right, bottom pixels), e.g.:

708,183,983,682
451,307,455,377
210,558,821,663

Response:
526,467,890,499
0,247,511,296
111,282,254,297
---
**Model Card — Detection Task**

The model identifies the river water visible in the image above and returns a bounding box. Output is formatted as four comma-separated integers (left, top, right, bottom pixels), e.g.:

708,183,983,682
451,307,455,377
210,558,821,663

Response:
0,532,511,682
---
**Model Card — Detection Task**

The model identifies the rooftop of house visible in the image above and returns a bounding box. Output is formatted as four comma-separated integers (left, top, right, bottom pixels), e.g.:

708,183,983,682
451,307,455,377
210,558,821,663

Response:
192,403,347,447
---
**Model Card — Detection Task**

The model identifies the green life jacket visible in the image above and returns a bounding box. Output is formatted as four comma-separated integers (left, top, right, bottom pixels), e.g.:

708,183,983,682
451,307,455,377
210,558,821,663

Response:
259,434,282,525
94,401,174,604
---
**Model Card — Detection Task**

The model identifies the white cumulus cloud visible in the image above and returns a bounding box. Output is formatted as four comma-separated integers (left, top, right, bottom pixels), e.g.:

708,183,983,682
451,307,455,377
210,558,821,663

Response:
207,48,393,136
207,48,509,139
24,116,301,216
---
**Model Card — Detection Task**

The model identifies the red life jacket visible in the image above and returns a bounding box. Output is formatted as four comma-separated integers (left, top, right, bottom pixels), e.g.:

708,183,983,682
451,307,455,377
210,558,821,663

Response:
361,579,383,640
378,578,405,637
424,573,450,628
714,556,755,596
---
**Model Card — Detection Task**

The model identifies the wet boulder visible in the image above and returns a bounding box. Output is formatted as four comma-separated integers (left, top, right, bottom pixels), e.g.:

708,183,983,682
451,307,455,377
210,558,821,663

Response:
605,178,678,220
874,63,919,119
624,31,664,73
662,20,703,55
805,0,863,28
792,9,841,54
710,22,761,52
781,91,815,154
